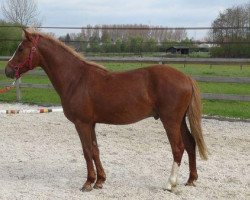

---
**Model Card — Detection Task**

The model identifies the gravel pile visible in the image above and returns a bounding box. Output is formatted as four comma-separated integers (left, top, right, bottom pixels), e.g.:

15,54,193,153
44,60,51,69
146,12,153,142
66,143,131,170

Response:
0,103,249,200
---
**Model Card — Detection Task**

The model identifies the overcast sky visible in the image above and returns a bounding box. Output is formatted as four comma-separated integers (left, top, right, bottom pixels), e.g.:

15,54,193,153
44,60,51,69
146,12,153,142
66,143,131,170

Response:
0,0,249,38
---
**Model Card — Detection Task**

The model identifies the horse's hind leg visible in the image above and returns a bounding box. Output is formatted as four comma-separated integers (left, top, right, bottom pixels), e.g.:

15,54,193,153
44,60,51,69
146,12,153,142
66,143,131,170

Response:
161,119,185,191
181,118,198,186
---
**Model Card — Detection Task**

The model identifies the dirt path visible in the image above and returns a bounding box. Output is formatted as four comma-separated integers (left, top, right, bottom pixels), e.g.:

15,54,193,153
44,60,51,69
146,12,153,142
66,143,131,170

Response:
0,104,249,200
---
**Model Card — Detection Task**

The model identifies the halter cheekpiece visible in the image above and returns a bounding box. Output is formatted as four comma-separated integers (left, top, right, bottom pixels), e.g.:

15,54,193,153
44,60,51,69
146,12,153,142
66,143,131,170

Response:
12,35,40,79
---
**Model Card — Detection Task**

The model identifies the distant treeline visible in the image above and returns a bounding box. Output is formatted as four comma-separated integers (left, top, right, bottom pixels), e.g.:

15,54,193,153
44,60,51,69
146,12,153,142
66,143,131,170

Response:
59,24,191,53
59,18,250,57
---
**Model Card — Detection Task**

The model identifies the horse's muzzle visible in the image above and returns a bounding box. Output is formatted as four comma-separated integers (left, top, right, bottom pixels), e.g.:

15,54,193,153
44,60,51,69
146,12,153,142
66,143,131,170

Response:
5,66,15,79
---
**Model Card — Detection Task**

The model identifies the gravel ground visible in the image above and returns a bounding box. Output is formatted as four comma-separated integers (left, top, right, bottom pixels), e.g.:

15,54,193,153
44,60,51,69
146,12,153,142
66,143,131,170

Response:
0,103,249,200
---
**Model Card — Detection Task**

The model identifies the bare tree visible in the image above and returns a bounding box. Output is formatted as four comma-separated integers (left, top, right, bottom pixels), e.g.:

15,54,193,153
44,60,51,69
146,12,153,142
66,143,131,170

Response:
1,0,41,26
209,3,250,43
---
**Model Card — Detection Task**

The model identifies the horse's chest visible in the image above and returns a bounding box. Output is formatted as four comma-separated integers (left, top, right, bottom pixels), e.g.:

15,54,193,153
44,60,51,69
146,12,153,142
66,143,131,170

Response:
61,97,93,123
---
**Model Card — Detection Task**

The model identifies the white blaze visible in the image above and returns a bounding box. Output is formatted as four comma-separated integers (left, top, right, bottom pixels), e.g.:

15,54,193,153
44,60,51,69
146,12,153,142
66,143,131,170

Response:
9,43,21,62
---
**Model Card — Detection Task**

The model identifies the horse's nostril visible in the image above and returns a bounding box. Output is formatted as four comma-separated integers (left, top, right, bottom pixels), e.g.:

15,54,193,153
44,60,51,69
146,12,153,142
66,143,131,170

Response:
5,66,15,79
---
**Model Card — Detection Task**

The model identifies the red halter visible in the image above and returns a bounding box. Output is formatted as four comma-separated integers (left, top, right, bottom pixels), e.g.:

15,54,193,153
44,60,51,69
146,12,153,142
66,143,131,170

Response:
12,35,40,79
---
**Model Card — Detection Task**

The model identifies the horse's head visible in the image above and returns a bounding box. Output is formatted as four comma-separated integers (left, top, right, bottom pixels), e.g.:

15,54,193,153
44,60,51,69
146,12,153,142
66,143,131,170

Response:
5,29,41,79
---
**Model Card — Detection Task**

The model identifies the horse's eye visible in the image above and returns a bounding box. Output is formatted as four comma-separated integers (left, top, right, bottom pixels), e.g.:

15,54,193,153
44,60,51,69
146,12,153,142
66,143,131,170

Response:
18,47,24,52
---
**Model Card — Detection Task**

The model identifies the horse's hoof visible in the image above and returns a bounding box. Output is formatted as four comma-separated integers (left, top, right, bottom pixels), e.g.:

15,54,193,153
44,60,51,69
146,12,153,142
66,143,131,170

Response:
94,182,103,189
185,181,196,187
165,183,173,192
80,184,93,192
165,178,177,192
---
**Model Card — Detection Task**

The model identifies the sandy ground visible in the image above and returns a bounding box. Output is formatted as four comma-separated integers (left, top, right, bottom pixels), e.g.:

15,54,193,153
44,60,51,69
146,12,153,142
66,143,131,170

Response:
0,103,249,200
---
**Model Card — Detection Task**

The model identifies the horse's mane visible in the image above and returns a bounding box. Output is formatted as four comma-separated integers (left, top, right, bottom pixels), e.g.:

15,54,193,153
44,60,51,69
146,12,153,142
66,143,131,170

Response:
24,29,107,71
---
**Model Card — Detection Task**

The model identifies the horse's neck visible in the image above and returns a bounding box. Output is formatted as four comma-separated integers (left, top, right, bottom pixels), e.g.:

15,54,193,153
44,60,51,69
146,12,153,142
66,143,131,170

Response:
39,39,87,97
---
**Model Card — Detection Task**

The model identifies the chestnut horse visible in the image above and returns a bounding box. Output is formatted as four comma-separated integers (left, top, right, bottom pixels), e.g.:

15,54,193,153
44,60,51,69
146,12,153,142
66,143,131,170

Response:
5,29,208,192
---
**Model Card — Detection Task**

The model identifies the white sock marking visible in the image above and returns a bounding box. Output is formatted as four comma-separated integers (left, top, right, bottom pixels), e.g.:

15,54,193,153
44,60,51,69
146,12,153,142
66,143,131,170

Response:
166,162,179,191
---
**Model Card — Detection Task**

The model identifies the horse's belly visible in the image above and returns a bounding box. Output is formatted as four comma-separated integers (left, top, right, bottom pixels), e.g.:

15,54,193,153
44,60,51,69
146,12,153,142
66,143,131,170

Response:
96,104,154,125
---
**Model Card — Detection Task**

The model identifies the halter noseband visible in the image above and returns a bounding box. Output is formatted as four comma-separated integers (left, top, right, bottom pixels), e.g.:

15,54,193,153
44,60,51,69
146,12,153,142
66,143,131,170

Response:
12,35,40,79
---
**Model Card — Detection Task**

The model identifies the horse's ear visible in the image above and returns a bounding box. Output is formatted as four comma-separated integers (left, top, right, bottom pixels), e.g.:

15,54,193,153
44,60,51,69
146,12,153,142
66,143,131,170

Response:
22,28,33,41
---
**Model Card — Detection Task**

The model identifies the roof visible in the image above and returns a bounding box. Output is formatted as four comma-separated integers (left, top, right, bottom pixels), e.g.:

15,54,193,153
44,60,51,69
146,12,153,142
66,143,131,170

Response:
166,46,189,50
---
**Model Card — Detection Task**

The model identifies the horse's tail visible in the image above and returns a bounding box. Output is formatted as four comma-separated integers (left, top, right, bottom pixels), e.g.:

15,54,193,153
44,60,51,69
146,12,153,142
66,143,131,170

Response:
187,77,208,160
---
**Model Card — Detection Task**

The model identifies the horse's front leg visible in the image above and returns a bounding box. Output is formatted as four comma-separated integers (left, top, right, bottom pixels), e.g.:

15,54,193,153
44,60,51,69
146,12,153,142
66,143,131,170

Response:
75,122,96,192
91,126,106,189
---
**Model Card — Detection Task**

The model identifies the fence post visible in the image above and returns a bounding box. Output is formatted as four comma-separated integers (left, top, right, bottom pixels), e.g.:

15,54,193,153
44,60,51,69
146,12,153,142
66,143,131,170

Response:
15,78,21,101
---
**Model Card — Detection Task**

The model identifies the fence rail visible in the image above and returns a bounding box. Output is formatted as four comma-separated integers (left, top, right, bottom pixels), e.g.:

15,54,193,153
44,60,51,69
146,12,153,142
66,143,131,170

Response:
0,56,250,101
87,57,250,65
1,70,250,84
1,56,250,65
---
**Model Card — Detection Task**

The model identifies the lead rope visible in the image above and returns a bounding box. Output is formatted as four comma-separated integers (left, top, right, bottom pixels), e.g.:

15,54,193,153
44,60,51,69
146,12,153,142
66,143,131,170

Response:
0,80,17,94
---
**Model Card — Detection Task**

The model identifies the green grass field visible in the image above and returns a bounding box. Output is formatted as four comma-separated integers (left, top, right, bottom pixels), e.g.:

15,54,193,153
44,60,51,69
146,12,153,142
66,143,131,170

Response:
0,61,250,119
104,62,250,77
